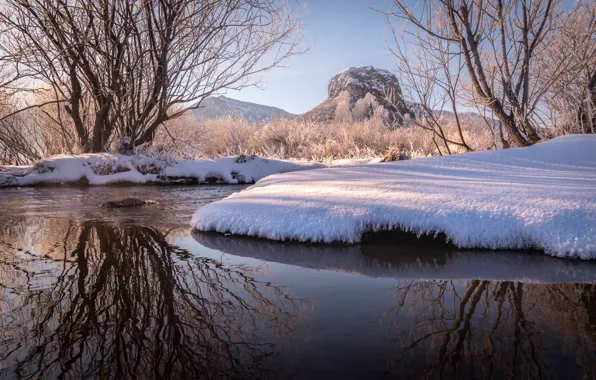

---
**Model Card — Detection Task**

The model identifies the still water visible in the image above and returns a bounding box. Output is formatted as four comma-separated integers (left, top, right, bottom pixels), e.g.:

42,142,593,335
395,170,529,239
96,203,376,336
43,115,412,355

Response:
1,186,596,379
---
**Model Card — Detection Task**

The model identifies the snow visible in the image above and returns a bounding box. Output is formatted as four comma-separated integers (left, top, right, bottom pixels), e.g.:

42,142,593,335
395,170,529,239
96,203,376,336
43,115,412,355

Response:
329,158,382,166
192,135,596,259
0,153,325,187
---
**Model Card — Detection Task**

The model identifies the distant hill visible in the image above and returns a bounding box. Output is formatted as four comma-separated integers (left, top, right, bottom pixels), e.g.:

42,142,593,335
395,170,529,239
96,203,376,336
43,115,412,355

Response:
192,96,296,125
406,101,499,127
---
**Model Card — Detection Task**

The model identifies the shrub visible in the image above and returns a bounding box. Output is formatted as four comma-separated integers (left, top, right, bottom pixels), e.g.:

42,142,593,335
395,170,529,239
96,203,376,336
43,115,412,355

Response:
143,114,497,162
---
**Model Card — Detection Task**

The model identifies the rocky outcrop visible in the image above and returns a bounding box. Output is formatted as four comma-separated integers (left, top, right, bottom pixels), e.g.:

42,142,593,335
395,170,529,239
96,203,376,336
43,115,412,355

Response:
300,66,413,127
102,198,158,208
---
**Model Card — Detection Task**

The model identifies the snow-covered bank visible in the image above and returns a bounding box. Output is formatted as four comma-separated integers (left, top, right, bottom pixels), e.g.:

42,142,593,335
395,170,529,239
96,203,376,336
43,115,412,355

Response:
192,135,596,259
0,154,325,187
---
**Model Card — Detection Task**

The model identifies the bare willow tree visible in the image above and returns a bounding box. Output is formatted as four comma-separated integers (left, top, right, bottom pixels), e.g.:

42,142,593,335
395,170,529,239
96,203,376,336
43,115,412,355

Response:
385,17,474,154
539,0,596,134
386,0,570,147
0,0,303,153
580,71,596,133
0,86,79,164
0,45,47,163
0,109,47,164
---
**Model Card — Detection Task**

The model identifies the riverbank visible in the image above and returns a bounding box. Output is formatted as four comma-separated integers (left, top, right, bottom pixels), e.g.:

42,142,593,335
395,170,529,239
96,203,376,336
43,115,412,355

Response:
0,153,325,187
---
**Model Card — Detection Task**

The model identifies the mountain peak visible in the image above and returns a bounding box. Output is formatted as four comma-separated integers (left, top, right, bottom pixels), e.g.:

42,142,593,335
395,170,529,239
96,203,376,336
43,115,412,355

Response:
328,66,398,98
301,66,413,126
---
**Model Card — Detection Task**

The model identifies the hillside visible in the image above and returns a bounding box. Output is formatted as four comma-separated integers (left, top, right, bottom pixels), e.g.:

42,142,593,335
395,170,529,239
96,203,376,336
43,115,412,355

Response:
193,96,296,125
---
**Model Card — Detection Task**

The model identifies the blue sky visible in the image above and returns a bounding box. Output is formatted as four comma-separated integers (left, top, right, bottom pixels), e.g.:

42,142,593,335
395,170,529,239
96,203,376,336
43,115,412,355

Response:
228,0,396,114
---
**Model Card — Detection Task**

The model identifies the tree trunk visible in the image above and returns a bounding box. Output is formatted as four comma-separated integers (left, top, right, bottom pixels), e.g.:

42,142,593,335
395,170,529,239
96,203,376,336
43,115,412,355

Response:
578,70,596,134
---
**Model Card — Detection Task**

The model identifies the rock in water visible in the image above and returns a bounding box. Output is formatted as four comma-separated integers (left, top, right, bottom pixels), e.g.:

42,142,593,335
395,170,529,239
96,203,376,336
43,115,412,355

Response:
300,66,414,127
102,198,158,208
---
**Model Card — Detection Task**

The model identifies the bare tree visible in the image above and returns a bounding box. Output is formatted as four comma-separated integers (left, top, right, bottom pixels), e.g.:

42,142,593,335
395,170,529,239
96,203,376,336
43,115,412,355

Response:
0,0,304,153
0,87,85,164
536,0,596,135
579,70,596,134
385,15,475,155
386,0,568,147
0,114,44,164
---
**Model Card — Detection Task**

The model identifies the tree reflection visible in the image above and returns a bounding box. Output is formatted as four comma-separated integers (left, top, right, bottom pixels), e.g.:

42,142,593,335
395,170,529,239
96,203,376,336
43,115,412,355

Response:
381,280,596,379
0,220,307,379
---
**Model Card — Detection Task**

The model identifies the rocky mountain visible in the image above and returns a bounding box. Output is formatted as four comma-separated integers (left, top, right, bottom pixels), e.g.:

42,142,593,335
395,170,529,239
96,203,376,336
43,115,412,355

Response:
192,73,496,130
192,96,296,125
300,66,414,126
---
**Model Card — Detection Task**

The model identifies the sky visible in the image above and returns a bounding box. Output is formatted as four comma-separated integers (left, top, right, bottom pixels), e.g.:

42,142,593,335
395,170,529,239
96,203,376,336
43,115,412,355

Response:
227,0,397,114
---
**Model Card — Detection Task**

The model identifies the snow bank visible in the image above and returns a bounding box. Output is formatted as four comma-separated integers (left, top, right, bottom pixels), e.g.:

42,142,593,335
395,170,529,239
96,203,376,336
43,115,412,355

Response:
329,158,382,166
0,153,324,187
192,135,596,259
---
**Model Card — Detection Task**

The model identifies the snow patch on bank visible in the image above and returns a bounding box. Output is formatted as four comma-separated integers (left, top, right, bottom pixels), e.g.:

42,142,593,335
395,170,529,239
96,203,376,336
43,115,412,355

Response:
192,135,596,259
0,154,325,187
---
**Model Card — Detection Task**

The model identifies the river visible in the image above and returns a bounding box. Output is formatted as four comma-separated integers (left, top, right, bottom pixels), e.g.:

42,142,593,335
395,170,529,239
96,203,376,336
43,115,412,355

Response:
1,186,595,379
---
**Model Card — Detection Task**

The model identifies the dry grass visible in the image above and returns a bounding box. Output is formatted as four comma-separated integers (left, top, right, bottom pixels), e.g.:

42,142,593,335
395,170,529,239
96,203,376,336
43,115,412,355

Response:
153,115,497,161
2,109,497,165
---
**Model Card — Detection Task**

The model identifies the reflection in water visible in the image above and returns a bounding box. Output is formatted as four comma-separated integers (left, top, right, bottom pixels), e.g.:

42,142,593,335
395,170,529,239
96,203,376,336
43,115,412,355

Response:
382,280,596,379
0,219,307,379
194,230,596,379
2,214,596,379
194,231,596,284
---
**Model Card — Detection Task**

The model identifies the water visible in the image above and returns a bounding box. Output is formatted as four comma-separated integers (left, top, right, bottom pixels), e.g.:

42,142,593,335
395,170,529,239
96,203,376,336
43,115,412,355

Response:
1,186,596,379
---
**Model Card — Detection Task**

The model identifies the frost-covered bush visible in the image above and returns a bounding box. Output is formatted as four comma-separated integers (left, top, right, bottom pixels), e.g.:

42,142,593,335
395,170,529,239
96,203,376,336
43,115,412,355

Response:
381,146,410,162
150,114,496,161
251,119,327,158
248,116,493,160
334,91,353,122
151,115,259,159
